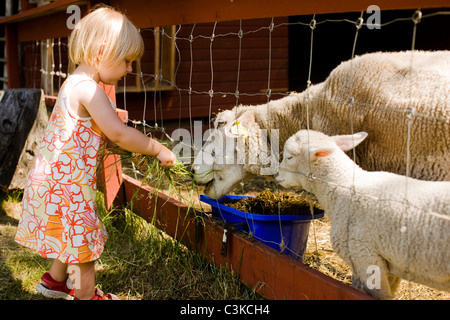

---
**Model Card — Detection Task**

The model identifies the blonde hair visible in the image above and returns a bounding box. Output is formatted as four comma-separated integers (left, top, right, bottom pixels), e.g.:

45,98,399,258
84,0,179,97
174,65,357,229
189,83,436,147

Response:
68,5,144,68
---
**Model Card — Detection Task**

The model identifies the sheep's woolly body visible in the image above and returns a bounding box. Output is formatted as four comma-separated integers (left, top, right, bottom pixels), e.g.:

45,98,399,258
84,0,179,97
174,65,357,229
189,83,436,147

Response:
278,130,450,299
231,50,450,180
194,51,450,199
311,50,450,180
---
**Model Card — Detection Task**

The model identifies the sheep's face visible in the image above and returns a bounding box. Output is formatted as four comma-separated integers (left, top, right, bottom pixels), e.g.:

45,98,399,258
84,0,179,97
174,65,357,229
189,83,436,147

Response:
276,130,368,188
192,110,250,199
192,109,279,199
276,131,313,189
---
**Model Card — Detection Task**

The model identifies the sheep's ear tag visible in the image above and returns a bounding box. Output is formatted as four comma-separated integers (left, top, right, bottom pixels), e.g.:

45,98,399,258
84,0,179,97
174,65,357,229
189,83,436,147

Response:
230,119,248,136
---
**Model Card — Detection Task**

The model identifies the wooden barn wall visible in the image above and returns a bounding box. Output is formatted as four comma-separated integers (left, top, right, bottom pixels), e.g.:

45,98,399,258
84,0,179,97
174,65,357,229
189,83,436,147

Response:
20,17,289,125
18,6,449,127
120,17,289,124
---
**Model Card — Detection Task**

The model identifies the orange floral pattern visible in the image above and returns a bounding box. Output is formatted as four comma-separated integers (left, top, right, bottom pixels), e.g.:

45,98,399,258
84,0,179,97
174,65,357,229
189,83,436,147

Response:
15,75,112,263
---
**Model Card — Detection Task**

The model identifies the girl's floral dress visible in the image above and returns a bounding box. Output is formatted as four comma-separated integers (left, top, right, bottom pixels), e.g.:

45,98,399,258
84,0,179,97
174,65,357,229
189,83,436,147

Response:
15,75,113,263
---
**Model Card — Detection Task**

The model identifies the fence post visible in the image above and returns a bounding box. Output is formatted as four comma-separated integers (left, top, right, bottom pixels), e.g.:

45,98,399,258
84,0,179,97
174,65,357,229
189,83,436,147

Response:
96,83,127,210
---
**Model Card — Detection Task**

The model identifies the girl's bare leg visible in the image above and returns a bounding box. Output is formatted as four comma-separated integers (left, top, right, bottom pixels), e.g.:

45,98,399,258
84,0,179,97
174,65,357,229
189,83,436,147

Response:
48,259,68,282
70,261,96,300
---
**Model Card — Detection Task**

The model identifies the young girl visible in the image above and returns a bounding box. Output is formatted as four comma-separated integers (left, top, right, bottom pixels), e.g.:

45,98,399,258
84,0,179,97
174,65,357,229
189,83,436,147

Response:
14,5,176,300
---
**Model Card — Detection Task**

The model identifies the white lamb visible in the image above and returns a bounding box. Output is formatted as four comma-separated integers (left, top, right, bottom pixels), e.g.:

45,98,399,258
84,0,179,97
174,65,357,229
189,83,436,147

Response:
193,50,450,199
276,129,450,299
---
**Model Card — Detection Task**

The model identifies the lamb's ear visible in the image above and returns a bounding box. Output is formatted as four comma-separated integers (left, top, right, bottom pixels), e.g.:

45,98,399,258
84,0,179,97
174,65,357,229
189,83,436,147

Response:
224,112,255,138
309,147,335,160
332,132,368,151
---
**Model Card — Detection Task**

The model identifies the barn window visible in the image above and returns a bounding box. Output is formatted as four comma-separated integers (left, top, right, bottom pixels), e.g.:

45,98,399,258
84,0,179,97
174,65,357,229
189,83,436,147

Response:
116,25,176,93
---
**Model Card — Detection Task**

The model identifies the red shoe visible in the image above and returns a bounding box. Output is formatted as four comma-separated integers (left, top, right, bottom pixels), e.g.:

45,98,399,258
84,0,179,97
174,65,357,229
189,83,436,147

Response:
90,288,119,300
35,272,75,300
74,288,119,300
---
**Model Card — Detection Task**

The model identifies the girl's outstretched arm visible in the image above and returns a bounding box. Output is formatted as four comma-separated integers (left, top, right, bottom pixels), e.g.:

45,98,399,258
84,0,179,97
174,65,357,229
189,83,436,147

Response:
73,80,176,167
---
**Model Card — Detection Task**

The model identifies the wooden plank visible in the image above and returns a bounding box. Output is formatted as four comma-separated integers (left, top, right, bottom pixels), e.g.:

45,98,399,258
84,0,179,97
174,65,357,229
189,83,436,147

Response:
120,174,373,300
119,90,289,122
174,69,288,85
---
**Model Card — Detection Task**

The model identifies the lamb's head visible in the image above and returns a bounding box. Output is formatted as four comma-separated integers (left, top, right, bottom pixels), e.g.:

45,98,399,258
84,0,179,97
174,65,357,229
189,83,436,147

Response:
276,130,368,189
192,109,278,199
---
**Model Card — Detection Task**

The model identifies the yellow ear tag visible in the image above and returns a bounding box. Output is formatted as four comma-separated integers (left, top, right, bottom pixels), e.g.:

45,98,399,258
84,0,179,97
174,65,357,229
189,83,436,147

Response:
230,119,248,136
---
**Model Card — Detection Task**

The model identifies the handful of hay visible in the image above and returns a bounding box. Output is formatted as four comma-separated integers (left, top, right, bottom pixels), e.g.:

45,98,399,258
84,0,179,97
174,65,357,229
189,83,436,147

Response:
104,145,192,190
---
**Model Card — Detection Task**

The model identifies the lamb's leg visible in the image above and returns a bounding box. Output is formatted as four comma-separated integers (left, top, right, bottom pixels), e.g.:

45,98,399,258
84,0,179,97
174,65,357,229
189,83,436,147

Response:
388,275,402,296
351,257,395,300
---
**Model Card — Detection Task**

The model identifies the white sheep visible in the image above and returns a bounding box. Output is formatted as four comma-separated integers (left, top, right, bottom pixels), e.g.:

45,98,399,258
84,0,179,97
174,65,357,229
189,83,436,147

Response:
193,50,450,199
276,129,450,299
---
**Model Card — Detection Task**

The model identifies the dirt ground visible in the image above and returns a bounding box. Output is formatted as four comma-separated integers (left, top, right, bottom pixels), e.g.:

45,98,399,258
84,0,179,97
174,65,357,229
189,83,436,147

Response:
155,173,450,300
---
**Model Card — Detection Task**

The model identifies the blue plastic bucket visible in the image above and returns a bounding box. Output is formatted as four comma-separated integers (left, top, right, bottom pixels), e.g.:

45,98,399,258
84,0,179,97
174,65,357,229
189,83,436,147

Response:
200,194,324,259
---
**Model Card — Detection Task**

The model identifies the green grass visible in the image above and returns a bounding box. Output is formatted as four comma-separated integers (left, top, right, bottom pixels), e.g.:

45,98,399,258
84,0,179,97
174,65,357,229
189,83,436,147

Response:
0,146,261,300
0,189,50,299
0,189,262,300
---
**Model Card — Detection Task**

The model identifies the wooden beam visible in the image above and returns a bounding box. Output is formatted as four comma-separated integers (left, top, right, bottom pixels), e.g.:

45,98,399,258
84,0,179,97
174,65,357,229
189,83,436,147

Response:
96,82,127,211
111,0,450,29
19,0,37,12
0,0,87,24
17,8,87,42
120,174,373,300
1,0,449,41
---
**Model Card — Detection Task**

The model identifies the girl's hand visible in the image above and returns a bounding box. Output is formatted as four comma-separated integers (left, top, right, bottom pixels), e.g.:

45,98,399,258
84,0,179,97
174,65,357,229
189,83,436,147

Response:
157,148,177,168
